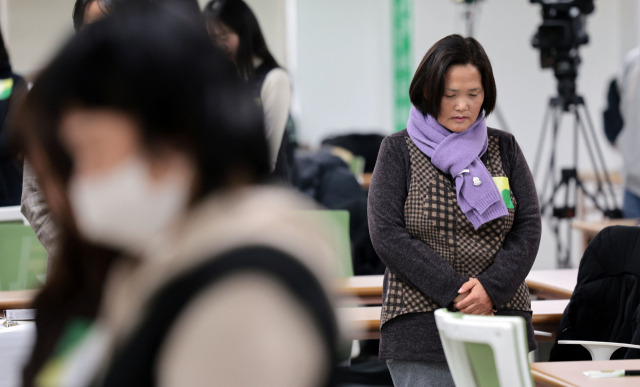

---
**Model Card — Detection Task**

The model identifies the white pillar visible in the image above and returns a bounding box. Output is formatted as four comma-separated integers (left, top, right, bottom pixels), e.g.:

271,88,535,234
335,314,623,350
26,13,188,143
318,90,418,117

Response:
0,0,9,49
285,0,301,123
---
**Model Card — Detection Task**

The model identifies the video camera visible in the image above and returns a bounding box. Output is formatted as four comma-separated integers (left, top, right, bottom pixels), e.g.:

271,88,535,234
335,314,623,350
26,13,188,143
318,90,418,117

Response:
530,0,595,108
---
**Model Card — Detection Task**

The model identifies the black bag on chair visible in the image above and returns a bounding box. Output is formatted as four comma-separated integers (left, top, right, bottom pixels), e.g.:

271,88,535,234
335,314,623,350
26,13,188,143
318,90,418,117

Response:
549,226,640,361
603,78,624,145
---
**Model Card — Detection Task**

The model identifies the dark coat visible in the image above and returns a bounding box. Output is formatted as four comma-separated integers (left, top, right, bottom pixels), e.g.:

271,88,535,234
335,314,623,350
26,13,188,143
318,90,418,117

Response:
0,73,25,206
550,225,640,361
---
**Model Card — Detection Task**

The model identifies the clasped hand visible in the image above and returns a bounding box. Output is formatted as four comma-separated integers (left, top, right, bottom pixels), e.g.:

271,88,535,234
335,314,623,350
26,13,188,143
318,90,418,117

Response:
453,278,494,315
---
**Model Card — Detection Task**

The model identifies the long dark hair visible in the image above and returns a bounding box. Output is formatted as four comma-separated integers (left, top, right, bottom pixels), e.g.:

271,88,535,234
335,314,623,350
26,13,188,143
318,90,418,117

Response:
73,0,202,31
18,2,267,384
203,0,279,78
16,88,118,384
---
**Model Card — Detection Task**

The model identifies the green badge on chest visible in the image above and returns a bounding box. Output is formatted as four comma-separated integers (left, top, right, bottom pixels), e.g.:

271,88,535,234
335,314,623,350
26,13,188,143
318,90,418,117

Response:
492,177,514,209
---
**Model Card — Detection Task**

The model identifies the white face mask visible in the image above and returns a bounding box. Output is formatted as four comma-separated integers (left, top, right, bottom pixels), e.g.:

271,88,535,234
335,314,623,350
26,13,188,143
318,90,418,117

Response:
68,155,190,254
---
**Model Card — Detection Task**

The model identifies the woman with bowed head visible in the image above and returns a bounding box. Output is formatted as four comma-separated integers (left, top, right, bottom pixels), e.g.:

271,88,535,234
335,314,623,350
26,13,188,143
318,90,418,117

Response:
367,34,541,386
203,0,294,182
18,3,338,386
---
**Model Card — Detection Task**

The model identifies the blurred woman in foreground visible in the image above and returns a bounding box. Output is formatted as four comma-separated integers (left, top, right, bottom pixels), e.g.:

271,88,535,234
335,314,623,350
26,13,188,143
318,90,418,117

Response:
18,3,337,386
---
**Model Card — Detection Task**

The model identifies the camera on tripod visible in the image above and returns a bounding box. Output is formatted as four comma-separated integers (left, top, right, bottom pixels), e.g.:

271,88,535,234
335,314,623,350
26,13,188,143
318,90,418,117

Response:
530,0,594,109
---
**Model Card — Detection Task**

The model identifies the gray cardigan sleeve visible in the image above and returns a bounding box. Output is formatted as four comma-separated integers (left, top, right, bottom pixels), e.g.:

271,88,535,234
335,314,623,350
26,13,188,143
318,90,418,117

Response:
367,134,467,307
476,133,542,307
21,159,58,258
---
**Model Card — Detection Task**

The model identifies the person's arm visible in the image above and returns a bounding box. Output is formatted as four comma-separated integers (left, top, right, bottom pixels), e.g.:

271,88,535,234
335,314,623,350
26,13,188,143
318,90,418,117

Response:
474,134,542,308
157,273,328,387
261,68,291,171
21,159,58,256
368,135,467,307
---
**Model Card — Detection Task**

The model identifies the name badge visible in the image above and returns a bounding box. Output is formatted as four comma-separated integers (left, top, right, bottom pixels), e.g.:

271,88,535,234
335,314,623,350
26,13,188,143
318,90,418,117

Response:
492,177,514,209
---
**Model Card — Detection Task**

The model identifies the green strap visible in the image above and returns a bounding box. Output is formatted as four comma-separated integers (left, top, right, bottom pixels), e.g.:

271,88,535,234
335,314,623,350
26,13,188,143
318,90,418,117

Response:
392,0,413,132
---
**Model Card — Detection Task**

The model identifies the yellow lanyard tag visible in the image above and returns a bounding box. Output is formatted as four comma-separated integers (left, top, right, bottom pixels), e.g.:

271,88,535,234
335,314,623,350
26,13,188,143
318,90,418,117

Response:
492,177,514,209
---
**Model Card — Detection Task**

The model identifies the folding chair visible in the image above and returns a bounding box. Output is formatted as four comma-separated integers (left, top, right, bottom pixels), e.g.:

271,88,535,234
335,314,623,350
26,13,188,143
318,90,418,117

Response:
435,308,534,387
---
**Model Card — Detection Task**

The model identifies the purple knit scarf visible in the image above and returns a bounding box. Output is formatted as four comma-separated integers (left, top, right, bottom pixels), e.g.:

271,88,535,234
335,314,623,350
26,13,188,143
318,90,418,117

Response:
407,106,508,229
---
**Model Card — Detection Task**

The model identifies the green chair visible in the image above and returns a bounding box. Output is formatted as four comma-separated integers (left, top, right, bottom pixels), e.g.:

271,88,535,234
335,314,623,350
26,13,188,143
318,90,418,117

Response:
0,206,47,291
346,155,365,184
434,308,534,387
295,209,357,363
297,209,352,277
329,146,366,185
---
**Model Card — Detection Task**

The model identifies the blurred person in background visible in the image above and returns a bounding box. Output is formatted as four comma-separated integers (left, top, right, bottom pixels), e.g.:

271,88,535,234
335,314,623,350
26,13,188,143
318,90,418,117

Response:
204,0,294,183
17,2,338,386
604,45,640,219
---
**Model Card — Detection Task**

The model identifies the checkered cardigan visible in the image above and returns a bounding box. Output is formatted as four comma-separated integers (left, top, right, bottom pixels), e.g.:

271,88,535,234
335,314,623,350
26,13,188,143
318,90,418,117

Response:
380,134,532,326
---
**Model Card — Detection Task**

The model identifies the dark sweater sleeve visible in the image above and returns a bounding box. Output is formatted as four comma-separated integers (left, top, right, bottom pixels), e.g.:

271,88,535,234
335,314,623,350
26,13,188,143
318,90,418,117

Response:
477,133,542,307
368,134,467,307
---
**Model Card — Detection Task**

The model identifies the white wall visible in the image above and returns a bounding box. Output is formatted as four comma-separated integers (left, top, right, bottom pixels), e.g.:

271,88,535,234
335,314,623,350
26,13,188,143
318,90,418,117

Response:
7,0,285,77
243,0,287,65
4,0,75,76
294,0,392,146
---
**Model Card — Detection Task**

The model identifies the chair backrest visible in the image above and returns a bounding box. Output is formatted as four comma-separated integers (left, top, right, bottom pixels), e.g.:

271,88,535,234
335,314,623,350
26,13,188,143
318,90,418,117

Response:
295,210,353,277
434,308,533,387
0,206,27,223
0,220,47,291
346,155,365,183
293,209,354,364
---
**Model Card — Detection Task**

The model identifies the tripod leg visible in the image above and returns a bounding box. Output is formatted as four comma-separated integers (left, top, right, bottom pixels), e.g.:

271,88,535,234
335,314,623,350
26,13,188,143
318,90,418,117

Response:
541,103,563,210
549,218,572,268
561,219,572,268
533,100,553,179
577,100,622,214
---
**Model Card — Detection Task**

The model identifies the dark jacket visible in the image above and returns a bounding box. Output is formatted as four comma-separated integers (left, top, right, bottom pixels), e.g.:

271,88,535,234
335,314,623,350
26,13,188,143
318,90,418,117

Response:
550,225,640,361
0,72,25,206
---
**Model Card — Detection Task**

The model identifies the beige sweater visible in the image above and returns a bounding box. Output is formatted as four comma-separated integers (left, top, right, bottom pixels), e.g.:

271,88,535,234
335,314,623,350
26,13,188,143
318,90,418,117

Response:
99,187,339,386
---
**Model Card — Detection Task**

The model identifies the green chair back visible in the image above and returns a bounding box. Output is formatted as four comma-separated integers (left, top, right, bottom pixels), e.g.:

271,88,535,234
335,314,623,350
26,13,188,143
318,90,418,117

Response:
297,210,352,277
464,342,500,387
347,155,365,181
0,222,47,290
434,308,534,387
295,210,353,363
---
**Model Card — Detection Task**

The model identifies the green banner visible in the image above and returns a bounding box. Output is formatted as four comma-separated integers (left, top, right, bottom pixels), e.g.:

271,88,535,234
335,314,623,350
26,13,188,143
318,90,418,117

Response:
392,0,412,132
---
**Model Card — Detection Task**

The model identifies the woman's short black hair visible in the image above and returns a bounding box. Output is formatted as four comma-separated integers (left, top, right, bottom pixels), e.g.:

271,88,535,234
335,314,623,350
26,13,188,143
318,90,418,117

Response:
409,34,497,118
27,1,268,200
203,0,278,78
